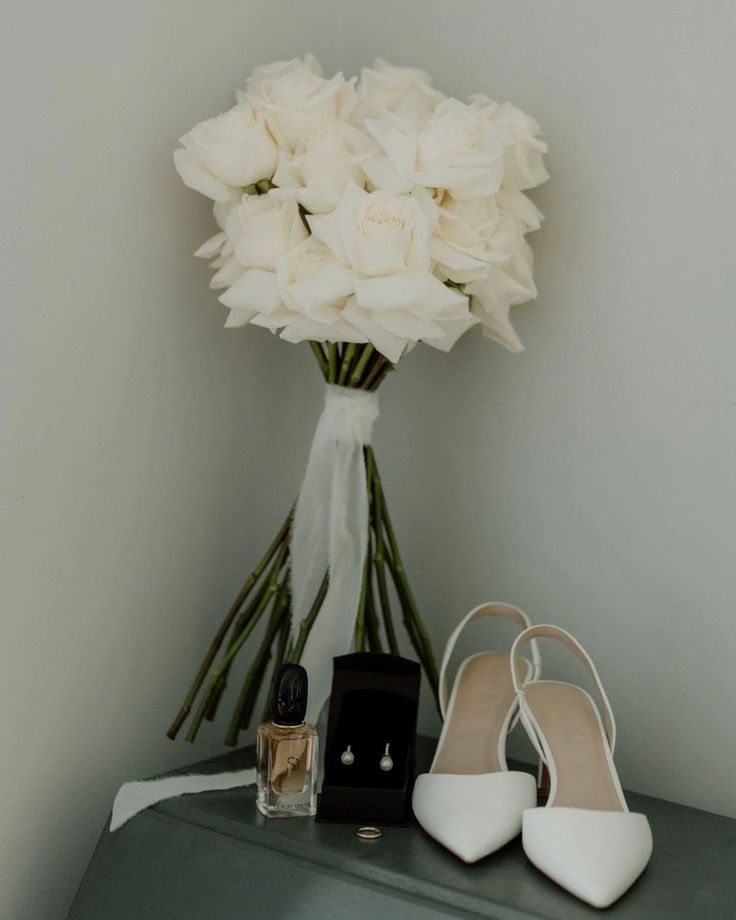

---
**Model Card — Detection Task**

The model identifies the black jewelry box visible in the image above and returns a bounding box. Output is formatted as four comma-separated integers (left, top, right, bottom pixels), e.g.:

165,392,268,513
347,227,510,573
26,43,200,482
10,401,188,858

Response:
317,652,421,825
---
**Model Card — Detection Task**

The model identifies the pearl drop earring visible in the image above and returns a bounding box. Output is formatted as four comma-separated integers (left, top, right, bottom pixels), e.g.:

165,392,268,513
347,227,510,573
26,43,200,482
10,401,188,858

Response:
340,744,355,766
379,743,393,772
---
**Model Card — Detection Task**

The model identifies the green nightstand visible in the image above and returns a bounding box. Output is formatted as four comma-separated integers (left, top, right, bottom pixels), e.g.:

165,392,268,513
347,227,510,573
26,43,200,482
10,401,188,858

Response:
68,738,736,919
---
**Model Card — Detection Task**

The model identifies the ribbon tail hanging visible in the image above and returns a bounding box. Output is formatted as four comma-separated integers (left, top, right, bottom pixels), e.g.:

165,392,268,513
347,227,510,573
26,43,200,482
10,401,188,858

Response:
290,384,379,723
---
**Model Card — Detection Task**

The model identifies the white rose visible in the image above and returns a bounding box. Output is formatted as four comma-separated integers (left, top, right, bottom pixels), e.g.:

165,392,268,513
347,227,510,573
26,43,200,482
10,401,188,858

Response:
174,104,278,202
431,191,542,284
308,183,476,361
275,237,355,319
470,95,549,191
308,182,436,278
364,98,504,199
216,194,307,327
193,199,239,266
225,193,307,270
239,54,322,99
271,121,376,214
355,59,446,119
246,68,357,151
253,238,365,344
465,218,537,353
431,195,507,284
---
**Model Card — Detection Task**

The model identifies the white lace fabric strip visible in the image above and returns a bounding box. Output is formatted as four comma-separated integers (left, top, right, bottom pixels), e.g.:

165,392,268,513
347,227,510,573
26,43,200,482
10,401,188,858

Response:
110,768,257,831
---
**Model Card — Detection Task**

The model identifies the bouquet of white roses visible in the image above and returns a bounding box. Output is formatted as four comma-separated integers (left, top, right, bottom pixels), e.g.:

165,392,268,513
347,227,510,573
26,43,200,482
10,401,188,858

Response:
169,55,548,745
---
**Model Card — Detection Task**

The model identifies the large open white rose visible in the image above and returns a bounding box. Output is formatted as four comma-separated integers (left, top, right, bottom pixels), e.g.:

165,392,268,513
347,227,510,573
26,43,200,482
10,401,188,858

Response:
253,238,365,344
363,98,505,199
307,181,433,276
247,69,357,151
271,121,377,214
355,59,446,119
308,183,475,361
173,104,278,203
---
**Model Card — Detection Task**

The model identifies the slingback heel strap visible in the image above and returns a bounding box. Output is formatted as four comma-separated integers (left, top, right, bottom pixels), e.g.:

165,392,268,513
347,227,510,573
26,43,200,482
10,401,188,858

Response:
438,602,541,719
510,624,617,754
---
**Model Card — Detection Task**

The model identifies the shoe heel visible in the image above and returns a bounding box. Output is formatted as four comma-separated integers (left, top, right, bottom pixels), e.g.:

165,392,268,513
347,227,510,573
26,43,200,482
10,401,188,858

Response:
537,758,551,801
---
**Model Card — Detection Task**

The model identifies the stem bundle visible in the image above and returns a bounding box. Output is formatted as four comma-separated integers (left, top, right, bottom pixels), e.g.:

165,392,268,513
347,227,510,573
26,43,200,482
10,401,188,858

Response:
167,342,438,746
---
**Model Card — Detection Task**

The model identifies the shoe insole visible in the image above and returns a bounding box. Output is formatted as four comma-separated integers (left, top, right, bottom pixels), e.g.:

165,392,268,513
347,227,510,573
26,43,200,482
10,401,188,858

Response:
525,681,624,812
433,652,531,775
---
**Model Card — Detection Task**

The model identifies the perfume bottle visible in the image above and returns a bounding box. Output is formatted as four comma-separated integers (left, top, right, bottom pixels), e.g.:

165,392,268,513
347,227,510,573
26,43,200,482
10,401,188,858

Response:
256,663,318,817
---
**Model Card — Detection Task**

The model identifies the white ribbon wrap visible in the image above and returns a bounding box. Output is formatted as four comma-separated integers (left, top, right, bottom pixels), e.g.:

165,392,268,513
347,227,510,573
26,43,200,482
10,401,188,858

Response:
291,384,379,723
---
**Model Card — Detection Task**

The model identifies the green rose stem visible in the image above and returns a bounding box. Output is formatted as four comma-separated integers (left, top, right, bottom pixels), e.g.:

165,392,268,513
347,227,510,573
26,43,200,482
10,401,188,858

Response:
337,343,357,385
204,538,290,721
362,354,389,390
364,552,384,653
185,540,289,742
327,343,339,384
368,360,393,391
353,535,372,652
368,451,400,655
166,512,292,740
309,341,329,377
259,603,293,724
225,577,290,745
349,344,375,387
366,446,440,699
204,572,273,721
287,572,330,664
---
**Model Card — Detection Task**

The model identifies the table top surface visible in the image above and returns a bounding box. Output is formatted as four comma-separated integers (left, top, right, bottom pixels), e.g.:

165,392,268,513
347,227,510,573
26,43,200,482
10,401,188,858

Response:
73,736,733,920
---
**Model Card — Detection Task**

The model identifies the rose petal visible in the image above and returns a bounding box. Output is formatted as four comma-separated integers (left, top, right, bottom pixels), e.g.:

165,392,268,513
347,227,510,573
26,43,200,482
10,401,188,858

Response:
423,314,479,352
362,156,414,194
354,274,425,313
280,318,367,344
194,232,227,259
271,185,340,215
468,270,530,352
365,112,418,174
224,308,257,328
250,306,295,330
219,269,282,313
374,309,445,341
173,149,236,203
210,255,247,290
307,211,349,266
283,260,355,313
496,190,543,232
342,298,408,362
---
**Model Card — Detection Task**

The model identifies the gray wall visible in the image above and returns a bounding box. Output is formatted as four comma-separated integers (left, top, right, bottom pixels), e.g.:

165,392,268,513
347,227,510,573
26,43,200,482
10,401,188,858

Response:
1,1,734,917
0,2,335,918
335,0,736,820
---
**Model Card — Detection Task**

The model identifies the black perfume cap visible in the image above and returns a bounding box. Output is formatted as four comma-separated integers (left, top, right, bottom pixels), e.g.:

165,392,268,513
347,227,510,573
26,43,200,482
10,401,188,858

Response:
271,664,308,725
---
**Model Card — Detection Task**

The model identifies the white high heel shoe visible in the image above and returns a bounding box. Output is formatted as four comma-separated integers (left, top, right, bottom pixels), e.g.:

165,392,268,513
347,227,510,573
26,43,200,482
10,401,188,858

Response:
511,625,653,908
412,603,541,863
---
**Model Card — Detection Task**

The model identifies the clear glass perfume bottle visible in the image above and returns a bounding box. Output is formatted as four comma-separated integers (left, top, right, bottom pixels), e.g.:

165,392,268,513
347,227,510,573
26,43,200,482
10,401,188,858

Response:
256,664,318,817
